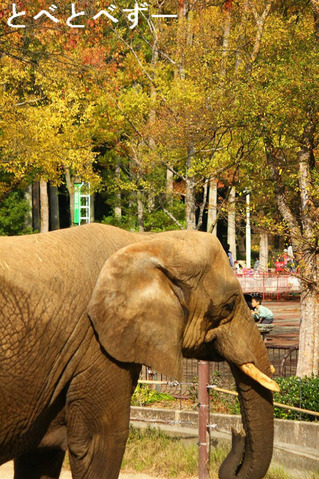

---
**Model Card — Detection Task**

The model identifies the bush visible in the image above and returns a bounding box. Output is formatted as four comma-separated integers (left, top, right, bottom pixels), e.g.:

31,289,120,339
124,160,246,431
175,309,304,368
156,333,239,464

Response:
131,384,176,407
0,190,32,236
209,371,241,415
209,375,319,420
273,376,319,421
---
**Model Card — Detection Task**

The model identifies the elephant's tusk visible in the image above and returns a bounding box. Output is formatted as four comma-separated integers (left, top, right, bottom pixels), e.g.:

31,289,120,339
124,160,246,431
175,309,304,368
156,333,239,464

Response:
270,364,275,374
239,363,280,392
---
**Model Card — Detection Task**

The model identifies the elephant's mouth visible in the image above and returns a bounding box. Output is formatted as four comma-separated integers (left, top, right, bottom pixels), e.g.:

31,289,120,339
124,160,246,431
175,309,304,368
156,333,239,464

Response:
238,363,280,392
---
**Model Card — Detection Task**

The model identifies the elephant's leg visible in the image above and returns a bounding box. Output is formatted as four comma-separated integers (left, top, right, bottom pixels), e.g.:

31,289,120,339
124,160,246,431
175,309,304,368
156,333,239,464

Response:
14,448,65,479
66,360,140,479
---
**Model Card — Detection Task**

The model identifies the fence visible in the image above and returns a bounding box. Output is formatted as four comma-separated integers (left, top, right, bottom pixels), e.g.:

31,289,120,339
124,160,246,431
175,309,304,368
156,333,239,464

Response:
266,345,299,377
137,357,318,479
141,347,299,399
235,272,301,300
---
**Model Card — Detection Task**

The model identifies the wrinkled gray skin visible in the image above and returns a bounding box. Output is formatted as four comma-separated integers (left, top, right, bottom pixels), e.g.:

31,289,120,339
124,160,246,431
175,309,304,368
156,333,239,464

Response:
0,224,274,479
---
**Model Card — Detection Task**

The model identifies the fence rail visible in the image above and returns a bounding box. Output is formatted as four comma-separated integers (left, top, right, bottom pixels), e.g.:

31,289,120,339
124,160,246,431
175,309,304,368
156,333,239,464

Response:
235,272,301,299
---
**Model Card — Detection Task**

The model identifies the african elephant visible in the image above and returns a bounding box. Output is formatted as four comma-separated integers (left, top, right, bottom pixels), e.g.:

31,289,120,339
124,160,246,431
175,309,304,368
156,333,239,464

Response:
0,223,278,479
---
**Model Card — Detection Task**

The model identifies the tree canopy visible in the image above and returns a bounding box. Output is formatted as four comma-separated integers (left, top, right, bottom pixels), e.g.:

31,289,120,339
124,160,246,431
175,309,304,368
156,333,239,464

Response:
0,0,318,375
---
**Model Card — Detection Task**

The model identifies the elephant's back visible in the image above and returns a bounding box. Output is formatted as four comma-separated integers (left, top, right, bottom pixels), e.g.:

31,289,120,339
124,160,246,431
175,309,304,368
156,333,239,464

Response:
0,223,138,287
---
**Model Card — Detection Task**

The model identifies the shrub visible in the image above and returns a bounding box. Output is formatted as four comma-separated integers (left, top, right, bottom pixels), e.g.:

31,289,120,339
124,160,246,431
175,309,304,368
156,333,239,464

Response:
0,190,32,236
131,384,176,407
273,376,319,421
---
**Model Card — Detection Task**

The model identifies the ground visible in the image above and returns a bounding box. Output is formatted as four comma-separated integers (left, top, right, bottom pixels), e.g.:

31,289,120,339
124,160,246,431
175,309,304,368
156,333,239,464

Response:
0,461,165,479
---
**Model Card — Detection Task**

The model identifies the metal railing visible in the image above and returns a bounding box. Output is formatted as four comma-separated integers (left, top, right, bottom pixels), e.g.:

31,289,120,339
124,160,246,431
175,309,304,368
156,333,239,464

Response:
235,271,301,300
266,345,299,377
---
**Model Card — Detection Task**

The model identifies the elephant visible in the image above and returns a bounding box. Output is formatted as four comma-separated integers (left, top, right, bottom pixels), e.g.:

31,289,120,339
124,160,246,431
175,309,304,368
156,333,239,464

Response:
0,223,279,479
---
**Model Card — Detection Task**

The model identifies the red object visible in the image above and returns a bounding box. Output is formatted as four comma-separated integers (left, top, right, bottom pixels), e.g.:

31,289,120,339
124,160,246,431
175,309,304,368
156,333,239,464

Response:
275,261,285,272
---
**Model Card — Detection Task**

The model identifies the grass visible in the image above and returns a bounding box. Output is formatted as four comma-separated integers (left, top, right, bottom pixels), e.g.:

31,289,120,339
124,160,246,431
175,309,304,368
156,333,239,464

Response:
121,426,319,479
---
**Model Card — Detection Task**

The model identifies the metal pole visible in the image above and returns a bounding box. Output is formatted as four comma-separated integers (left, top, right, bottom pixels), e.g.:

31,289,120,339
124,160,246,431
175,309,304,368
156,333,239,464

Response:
198,361,210,479
246,192,251,268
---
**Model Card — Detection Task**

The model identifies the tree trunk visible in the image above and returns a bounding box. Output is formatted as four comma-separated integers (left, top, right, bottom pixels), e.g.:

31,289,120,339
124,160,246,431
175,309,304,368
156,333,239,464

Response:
24,185,32,230
49,184,60,231
32,182,40,232
259,232,268,272
227,186,236,261
65,168,75,227
220,0,232,78
90,193,95,223
137,190,144,232
248,1,273,64
40,180,49,233
166,168,174,200
297,266,319,377
311,0,319,42
245,192,251,268
207,178,218,235
185,147,197,230
296,144,318,376
114,163,122,220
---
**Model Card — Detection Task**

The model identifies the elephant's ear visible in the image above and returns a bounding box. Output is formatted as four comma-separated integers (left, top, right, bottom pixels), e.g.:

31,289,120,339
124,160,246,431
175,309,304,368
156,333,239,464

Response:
87,241,187,380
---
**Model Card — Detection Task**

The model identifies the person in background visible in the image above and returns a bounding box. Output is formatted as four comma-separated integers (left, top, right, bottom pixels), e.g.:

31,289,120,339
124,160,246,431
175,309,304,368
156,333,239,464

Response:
286,242,296,272
224,243,234,267
287,243,294,259
283,249,289,265
251,295,274,324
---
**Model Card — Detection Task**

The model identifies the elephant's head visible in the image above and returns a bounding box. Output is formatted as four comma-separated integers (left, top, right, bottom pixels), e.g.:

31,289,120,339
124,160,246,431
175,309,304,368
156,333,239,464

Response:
88,231,279,479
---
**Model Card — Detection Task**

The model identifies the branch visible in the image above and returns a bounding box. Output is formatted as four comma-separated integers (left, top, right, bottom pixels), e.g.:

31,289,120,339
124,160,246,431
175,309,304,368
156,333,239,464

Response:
16,97,46,107
264,143,302,252
107,25,155,86
165,164,186,182
161,205,185,229
247,0,273,64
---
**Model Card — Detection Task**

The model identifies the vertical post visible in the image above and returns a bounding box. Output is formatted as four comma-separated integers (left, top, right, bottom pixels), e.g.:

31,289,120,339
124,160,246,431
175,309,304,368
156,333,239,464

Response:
32,182,40,232
246,192,251,268
74,183,81,226
227,186,236,261
24,185,33,230
207,178,218,235
40,180,49,233
198,361,210,479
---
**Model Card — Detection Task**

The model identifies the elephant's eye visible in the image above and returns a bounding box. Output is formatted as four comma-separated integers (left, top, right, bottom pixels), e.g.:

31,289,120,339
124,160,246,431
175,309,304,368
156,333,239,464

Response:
219,301,235,323
225,301,235,312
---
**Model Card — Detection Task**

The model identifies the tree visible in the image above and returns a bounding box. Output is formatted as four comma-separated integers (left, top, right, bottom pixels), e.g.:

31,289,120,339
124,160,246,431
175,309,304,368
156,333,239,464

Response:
0,190,31,236
230,1,319,376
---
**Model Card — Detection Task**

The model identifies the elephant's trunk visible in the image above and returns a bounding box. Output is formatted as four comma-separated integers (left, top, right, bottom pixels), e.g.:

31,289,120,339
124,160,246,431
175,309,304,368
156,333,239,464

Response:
218,322,275,479
219,365,274,479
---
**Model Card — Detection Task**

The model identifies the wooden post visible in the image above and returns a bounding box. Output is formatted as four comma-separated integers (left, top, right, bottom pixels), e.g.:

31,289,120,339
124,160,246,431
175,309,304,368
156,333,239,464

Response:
32,182,40,232
198,361,210,479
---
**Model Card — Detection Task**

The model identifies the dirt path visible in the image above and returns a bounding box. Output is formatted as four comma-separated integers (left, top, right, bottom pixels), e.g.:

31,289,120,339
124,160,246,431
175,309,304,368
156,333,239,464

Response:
0,461,164,479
